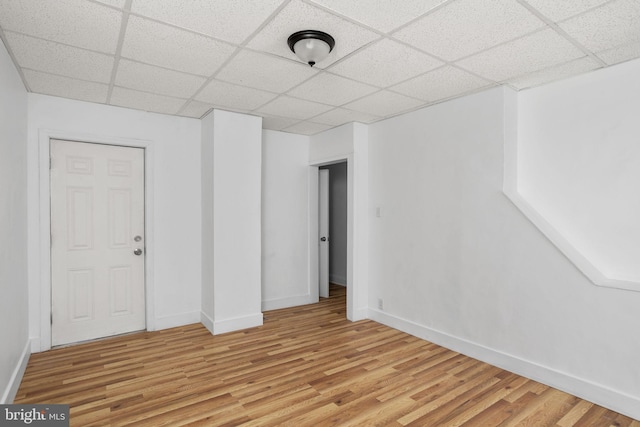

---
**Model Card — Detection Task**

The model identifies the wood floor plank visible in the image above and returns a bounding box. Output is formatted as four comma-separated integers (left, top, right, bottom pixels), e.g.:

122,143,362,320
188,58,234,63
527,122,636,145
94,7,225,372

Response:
435,373,527,427
556,399,595,427
14,285,638,426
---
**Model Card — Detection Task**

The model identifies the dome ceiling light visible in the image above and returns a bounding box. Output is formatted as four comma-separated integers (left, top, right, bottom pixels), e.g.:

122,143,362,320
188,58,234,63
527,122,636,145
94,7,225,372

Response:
287,30,335,67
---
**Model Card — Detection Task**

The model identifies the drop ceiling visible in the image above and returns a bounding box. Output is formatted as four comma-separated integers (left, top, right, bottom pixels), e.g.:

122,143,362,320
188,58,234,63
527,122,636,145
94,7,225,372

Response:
1,0,639,135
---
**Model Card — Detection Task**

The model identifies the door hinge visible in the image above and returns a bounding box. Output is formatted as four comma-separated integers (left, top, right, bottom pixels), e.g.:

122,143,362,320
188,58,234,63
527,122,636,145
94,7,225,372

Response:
50,312,53,325
49,157,52,169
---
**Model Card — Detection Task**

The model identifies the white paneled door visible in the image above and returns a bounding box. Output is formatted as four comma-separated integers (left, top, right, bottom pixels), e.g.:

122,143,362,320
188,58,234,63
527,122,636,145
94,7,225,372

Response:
51,140,145,346
319,169,330,299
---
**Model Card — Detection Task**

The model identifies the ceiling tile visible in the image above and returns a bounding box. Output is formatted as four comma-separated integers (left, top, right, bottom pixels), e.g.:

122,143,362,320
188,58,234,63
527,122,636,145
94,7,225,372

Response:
507,57,602,89
195,79,277,111
559,0,640,53
329,38,443,87
179,100,214,118
312,107,381,126
308,0,449,33
343,90,424,117
121,16,236,76
216,50,318,93
287,73,378,106
523,0,610,21
23,69,109,103
393,0,545,61
256,96,334,120
0,0,121,54
110,87,187,115
597,41,640,65
284,121,333,135
115,59,206,98
246,0,380,68
262,115,302,131
93,0,126,8
391,65,493,102
130,0,284,44
5,32,114,83
456,29,585,81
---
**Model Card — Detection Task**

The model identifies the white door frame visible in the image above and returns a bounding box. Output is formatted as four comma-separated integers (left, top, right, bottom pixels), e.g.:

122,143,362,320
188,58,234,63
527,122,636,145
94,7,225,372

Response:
309,155,360,320
36,129,155,352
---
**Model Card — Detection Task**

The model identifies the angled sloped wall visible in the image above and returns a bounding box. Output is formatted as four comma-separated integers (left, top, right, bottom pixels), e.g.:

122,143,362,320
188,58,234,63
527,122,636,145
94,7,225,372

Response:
510,58,640,291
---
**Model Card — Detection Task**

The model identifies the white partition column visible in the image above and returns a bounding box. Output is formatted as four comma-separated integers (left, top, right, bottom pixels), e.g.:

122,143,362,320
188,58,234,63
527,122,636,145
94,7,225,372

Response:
201,110,263,334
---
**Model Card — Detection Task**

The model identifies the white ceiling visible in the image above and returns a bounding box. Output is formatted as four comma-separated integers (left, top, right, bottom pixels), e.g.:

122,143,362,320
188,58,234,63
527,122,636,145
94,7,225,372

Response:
1,0,639,135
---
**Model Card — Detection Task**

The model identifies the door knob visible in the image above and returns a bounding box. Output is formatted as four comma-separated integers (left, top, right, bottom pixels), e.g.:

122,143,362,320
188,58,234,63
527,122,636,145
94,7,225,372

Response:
134,248,143,256
320,237,327,242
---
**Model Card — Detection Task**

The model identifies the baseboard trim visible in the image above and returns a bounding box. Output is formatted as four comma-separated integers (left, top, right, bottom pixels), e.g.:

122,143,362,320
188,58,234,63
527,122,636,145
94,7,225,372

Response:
200,312,214,335
29,337,41,354
329,275,346,286
350,307,368,322
262,294,314,311
1,341,30,403
154,311,201,331
212,312,263,335
368,308,640,421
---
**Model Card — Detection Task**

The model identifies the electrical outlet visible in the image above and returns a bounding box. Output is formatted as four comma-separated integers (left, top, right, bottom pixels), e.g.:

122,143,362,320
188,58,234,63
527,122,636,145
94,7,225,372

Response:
377,298,383,310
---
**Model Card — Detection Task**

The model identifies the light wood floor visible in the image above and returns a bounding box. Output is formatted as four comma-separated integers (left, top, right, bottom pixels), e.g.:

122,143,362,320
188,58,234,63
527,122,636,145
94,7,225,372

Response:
16,285,638,426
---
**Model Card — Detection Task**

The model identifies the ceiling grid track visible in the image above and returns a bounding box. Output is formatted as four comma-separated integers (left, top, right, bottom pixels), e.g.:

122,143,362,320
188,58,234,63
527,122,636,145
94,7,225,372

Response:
105,0,133,104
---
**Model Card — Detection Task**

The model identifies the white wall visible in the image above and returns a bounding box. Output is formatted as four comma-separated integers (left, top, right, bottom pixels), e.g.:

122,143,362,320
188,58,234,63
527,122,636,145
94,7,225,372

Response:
309,123,354,163
27,94,202,350
261,130,312,310
0,39,29,403
351,123,369,320
324,162,347,286
201,110,263,334
518,58,640,284
201,112,215,325
367,86,640,419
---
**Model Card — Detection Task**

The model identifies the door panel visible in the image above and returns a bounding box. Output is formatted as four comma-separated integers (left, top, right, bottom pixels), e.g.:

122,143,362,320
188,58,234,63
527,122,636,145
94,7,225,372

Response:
68,269,93,321
109,266,133,316
67,187,94,250
51,139,145,346
108,188,131,248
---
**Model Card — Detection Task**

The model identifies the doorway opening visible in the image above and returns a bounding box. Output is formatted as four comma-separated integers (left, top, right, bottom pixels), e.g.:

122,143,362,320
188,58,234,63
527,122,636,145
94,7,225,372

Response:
319,162,348,301
310,156,353,320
